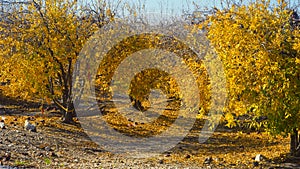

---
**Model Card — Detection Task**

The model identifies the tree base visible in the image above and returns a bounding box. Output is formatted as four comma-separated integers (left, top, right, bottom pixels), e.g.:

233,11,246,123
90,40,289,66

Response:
290,129,300,157
61,111,74,124
295,149,300,157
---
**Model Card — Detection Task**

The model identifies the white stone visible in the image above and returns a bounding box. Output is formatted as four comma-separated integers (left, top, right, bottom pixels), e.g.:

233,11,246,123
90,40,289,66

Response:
0,120,5,129
255,154,264,162
24,119,36,132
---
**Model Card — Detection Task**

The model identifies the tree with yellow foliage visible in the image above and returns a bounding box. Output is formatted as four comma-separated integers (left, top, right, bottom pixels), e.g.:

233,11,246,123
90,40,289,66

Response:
205,0,300,156
0,0,118,123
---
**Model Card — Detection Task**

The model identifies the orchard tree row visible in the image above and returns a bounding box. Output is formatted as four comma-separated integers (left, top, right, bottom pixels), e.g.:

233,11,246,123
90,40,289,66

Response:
0,0,300,157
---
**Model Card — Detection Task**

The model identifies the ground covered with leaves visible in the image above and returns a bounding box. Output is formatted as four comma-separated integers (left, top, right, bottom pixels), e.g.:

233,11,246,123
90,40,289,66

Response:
0,104,299,169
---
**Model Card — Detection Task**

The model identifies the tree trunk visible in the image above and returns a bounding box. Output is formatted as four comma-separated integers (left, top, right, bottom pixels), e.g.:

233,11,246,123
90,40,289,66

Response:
62,58,75,124
290,128,300,157
63,111,74,123
61,98,75,124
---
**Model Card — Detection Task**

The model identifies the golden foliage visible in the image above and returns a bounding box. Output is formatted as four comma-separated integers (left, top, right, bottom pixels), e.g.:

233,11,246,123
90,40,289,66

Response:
204,0,300,135
0,0,103,106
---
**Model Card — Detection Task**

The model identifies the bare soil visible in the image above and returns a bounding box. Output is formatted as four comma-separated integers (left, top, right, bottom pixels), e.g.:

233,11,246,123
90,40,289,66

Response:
0,100,299,169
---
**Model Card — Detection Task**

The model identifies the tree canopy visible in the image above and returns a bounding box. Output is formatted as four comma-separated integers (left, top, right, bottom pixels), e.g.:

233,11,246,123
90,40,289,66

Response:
0,0,117,122
204,0,300,155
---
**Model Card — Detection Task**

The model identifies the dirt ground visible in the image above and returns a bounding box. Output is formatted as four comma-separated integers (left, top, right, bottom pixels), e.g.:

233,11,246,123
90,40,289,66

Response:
0,92,299,169
0,106,300,169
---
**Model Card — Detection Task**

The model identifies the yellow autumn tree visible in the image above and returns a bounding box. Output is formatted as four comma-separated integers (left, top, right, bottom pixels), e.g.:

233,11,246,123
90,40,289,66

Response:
205,0,300,156
0,0,117,122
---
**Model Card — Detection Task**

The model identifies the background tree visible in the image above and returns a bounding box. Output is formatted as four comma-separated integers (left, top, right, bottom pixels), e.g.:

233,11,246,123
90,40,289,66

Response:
203,0,300,156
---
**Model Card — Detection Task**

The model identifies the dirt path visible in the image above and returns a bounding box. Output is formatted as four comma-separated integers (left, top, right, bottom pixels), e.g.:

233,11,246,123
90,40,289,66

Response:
0,115,202,169
0,111,299,169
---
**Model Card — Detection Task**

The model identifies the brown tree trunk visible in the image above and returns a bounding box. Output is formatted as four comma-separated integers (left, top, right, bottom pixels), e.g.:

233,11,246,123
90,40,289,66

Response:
63,111,73,123
62,58,75,124
290,128,300,157
61,98,75,124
